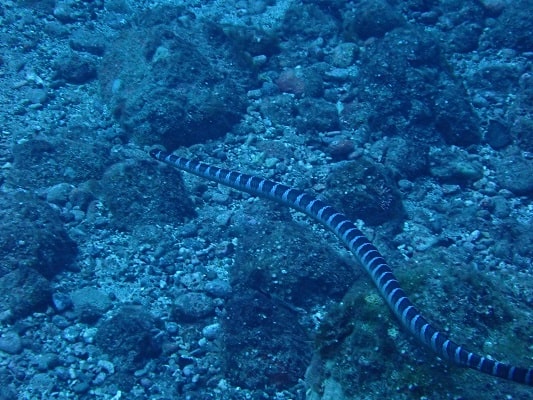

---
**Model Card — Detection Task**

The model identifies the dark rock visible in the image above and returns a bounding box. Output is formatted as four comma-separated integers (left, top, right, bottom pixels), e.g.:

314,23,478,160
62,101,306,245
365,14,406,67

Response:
326,158,405,227
343,0,404,40
223,289,311,390
172,292,216,322
0,331,22,354
204,280,232,299
481,0,533,52
69,29,106,56
71,381,90,394
0,385,16,400
98,5,249,148
486,120,511,149
513,117,533,153
354,27,480,148
295,98,339,134
53,0,103,23
429,147,484,184
0,191,77,279
434,82,481,146
19,0,56,14
68,187,95,211
448,23,483,53
9,137,109,189
0,267,51,322
53,53,97,84
493,155,533,196
96,305,162,368
231,201,357,309
99,159,195,230
71,287,112,323
52,292,72,312
178,355,195,369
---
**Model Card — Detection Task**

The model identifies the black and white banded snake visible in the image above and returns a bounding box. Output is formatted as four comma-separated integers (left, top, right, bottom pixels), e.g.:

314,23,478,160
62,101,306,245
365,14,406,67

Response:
150,148,532,387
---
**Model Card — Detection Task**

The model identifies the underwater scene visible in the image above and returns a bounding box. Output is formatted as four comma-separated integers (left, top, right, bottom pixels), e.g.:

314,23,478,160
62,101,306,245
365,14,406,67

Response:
0,0,532,399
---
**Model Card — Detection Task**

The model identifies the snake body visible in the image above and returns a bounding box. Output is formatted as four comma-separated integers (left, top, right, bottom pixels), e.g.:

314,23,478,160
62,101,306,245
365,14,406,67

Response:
150,148,532,386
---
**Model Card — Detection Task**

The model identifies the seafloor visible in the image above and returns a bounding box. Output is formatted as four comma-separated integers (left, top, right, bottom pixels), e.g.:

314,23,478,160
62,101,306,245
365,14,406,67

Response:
0,1,532,399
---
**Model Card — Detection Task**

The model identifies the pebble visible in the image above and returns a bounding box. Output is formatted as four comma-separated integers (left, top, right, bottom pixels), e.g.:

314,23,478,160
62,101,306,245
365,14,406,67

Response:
211,192,230,205
97,359,115,374
202,323,221,340
140,377,152,389
182,364,195,377
264,157,279,168
173,292,216,322
52,292,73,312
55,366,70,381
72,381,90,394
493,156,533,195
62,325,81,342
36,353,60,371
93,372,107,385
81,327,97,344
165,321,179,334
29,373,55,393
204,280,232,298
46,183,73,205
52,315,71,329
215,211,232,226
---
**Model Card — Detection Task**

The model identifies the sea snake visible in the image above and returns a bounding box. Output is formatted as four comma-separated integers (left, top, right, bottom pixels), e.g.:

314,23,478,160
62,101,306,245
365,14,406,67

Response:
149,148,533,386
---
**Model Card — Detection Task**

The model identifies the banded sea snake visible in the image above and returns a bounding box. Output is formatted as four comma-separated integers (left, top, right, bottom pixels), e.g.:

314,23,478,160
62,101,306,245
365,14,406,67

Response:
149,148,533,387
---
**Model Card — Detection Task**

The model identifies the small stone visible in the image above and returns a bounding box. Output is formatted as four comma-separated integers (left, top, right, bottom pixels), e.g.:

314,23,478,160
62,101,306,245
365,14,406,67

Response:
52,315,71,329
63,325,81,342
211,192,230,205
486,120,511,149
70,287,112,323
72,381,90,394
215,211,232,226
204,280,232,298
140,377,152,389
202,323,221,340
36,353,60,371
55,366,70,381
52,292,72,312
0,331,22,354
264,157,279,168
494,156,533,195
331,42,358,67
82,327,98,344
97,359,115,374
173,292,216,322
165,321,179,334
251,54,267,67
46,183,73,205
92,372,107,385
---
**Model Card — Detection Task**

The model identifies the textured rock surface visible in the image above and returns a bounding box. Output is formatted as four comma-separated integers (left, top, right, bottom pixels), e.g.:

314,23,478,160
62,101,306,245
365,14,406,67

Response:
0,192,77,279
99,6,249,148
